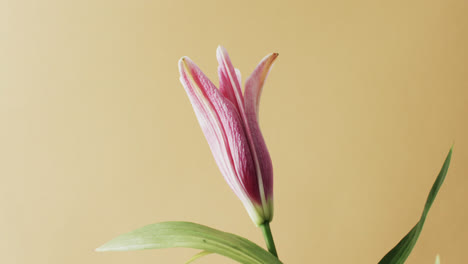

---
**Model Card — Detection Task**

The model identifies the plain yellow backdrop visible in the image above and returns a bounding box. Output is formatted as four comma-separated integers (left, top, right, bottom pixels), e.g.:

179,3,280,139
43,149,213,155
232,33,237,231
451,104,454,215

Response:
1,0,467,263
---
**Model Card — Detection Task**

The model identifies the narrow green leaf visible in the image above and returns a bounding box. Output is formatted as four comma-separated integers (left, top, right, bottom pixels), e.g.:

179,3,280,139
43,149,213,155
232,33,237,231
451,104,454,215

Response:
435,254,440,264
379,147,452,264
96,221,282,264
185,251,212,264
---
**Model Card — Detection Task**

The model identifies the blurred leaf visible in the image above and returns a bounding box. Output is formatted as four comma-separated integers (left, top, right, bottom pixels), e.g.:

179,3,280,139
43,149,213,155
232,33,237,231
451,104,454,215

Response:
435,254,441,264
96,221,282,264
186,251,212,264
379,147,452,264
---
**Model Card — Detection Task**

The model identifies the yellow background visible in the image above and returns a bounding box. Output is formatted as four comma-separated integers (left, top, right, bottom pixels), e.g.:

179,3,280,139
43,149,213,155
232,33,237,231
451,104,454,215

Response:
1,0,467,263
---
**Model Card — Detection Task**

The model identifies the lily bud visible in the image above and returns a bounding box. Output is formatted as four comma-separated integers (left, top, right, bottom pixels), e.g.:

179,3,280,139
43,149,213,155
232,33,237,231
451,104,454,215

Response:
179,46,278,225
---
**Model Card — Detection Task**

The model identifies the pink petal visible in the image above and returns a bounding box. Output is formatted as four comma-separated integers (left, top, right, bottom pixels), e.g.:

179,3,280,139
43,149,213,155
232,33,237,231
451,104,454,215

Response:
243,53,278,219
245,53,279,119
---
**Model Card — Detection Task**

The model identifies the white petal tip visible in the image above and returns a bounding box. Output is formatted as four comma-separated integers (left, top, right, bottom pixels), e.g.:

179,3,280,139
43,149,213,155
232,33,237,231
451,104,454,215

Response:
178,56,189,65
179,56,195,73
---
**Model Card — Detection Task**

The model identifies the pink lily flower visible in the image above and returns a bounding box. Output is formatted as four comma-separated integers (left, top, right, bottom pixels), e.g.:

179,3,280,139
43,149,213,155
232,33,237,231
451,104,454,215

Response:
178,46,278,225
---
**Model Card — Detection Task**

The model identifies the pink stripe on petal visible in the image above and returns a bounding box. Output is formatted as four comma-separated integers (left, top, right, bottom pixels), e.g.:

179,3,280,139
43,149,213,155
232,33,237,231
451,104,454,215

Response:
216,46,245,113
218,65,237,106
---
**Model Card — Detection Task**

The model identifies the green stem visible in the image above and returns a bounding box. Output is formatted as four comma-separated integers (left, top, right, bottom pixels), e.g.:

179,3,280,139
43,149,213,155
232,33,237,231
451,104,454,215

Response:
260,222,278,258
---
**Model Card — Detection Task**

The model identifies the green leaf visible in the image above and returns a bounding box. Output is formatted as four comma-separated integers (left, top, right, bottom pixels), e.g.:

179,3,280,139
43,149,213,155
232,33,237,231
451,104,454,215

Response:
96,221,282,264
185,251,212,264
435,254,440,264
379,147,452,264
